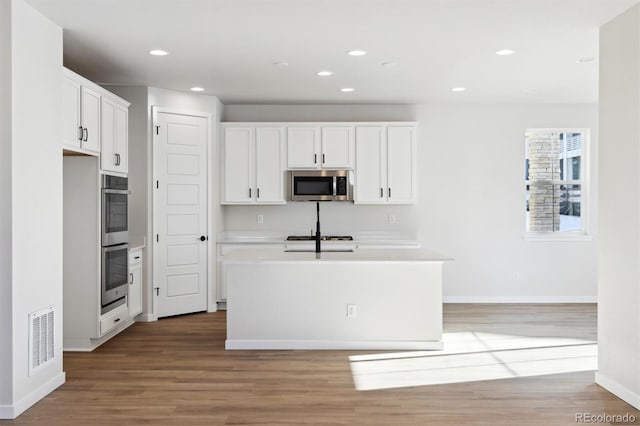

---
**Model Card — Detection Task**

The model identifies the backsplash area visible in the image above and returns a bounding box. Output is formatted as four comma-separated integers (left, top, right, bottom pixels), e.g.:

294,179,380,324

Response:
222,203,419,236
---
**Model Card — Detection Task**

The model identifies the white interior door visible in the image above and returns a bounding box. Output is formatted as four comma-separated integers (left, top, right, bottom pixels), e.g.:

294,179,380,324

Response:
154,111,208,318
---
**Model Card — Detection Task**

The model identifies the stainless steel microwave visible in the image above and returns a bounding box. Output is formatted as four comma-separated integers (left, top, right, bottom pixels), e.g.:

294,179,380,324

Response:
289,170,352,201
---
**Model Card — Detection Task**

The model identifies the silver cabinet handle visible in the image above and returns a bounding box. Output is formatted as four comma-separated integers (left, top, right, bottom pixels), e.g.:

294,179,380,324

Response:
78,126,83,141
130,273,134,284
380,188,383,198
388,188,391,198
249,188,252,198
314,154,317,164
257,188,260,198
83,128,88,142
322,154,325,164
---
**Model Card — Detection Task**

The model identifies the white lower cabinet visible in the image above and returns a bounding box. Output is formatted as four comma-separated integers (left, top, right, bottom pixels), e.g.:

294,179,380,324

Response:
128,248,143,319
99,303,129,336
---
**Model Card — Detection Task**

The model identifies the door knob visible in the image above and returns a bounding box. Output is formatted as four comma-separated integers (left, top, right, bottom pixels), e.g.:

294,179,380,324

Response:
200,235,207,241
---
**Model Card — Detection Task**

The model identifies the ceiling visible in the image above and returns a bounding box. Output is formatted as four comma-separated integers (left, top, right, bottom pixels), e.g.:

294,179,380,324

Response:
26,0,637,105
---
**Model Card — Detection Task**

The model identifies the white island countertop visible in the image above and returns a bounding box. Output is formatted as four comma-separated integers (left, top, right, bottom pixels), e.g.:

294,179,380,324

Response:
223,247,452,263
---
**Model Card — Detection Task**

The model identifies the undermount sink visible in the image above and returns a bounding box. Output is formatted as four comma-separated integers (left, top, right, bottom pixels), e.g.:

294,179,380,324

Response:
284,249,354,253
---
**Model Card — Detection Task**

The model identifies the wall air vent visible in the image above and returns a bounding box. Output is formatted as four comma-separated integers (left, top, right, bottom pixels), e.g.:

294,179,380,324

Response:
29,305,55,376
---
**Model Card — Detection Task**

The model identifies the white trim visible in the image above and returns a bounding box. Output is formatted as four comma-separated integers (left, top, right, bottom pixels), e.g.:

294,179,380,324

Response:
595,372,640,410
524,232,593,242
0,372,65,419
225,339,443,351
136,313,156,322
151,107,213,317
443,296,597,303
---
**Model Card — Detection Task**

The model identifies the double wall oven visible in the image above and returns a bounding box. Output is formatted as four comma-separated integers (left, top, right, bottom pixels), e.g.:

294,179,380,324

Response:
101,174,129,312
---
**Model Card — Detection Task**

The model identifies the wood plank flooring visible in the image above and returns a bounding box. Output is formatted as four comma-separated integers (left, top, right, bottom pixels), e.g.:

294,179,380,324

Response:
3,304,639,425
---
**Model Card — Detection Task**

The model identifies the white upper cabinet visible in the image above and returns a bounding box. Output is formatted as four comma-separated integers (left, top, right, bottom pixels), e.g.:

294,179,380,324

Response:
101,97,129,174
80,86,101,154
222,126,285,204
255,127,285,203
287,126,354,169
287,127,320,168
386,126,416,204
62,68,130,170
62,76,82,150
355,125,416,204
355,126,387,204
321,127,354,169
223,127,254,203
62,71,101,155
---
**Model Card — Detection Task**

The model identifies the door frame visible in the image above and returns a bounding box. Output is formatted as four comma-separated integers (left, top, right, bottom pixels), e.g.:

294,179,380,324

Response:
151,107,215,320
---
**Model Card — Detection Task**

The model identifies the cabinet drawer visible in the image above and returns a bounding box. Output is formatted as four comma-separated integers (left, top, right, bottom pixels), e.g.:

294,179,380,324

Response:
129,249,143,265
100,304,128,336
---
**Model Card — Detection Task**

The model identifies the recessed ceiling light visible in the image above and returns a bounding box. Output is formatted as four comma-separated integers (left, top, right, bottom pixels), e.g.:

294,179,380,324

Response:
381,62,398,67
273,61,289,67
495,49,515,56
576,57,594,63
190,87,205,92
149,49,169,56
451,87,466,92
347,50,367,56
341,87,355,92
316,70,333,76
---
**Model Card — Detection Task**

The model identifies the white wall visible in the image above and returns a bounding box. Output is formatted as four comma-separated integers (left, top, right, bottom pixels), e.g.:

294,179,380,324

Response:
4,0,65,418
223,104,417,122
596,4,640,409
0,0,13,410
417,103,598,302
222,103,598,301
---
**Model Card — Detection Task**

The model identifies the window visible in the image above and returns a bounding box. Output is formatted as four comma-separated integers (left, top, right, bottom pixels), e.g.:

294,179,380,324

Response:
525,129,588,236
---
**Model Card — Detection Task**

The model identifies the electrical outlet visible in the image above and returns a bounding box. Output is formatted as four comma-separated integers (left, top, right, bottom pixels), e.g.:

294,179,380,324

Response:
347,304,357,318
257,214,264,224
389,214,396,224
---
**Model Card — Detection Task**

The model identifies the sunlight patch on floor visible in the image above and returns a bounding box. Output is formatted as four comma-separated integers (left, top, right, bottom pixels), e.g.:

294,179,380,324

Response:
349,333,597,391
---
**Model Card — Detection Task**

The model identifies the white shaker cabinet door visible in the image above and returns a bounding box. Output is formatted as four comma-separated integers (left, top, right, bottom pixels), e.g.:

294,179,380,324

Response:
80,85,101,154
287,127,320,168
321,126,354,169
386,126,416,204
62,75,82,150
115,103,128,173
223,127,254,203
355,126,387,204
128,249,143,318
255,127,285,204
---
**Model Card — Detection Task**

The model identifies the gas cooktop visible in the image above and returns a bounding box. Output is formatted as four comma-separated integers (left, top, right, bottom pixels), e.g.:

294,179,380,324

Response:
286,235,353,241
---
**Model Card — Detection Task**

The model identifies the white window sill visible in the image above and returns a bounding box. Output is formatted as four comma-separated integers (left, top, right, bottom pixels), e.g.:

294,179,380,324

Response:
523,232,593,242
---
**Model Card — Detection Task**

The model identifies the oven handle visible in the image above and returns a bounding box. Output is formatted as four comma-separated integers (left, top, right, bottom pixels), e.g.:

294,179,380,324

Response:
102,243,129,253
103,189,129,195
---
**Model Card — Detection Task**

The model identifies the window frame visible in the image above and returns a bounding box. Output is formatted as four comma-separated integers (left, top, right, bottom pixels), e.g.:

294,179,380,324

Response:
524,128,591,242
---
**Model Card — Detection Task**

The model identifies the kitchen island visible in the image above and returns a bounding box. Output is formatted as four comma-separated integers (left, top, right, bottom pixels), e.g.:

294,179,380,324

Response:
224,248,450,350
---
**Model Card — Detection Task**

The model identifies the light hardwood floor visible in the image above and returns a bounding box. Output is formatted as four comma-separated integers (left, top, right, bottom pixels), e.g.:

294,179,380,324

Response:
3,304,639,425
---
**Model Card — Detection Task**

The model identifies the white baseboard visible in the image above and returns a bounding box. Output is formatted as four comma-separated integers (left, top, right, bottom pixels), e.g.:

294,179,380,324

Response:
136,313,156,322
595,372,640,409
443,296,597,303
225,339,444,351
0,372,66,419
